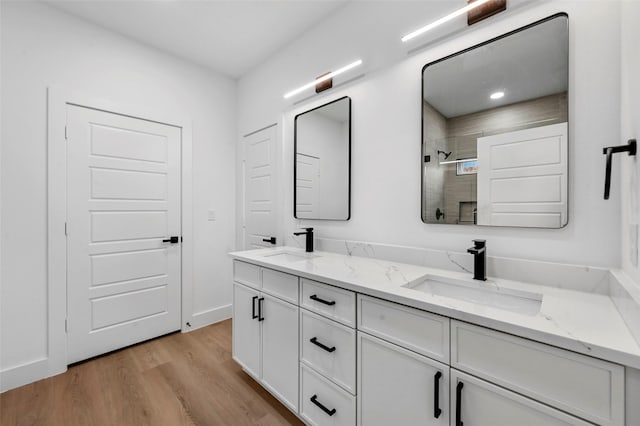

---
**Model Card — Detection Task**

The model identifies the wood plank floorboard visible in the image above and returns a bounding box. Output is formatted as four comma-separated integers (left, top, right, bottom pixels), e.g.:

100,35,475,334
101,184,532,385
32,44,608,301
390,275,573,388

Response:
0,320,303,426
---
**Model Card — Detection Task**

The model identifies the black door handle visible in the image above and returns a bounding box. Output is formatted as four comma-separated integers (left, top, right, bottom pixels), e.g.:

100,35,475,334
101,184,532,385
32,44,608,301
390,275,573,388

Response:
251,296,258,319
310,294,336,306
434,371,442,419
262,236,276,244
310,337,336,353
258,297,264,321
456,381,464,426
162,236,179,244
310,394,336,416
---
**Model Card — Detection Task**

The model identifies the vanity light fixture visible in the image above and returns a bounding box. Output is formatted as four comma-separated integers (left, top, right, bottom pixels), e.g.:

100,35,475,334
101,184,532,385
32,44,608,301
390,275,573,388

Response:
490,91,505,99
401,0,493,42
283,59,363,99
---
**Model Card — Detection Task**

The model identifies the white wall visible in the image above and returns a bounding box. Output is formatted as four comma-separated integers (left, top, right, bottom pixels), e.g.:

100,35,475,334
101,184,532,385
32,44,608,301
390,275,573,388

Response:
0,1,236,389
238,1,622,269
620,0,640,285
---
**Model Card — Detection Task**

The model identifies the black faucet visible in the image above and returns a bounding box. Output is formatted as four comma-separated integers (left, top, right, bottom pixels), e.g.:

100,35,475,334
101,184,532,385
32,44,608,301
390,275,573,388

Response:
467,239,486,281
293,228,314,252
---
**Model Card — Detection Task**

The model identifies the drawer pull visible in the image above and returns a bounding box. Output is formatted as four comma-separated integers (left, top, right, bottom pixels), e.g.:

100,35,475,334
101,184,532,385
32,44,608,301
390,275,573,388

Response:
434,371,442,419
251,296,258,319
456,381,464,426
310,337,336,353
310,394,336,416
258,297,265,322
310,294,336,306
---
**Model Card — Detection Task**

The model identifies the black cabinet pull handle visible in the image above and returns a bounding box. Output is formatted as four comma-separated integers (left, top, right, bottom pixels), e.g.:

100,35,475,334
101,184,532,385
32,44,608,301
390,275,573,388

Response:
310,394,336,416
603,139,636,199
310,337,336,353
456,381,464,426
262,236,276,244
162,236,179,243
258,297,264,321
251,296,258,319
310,294,336,306
434,371,442,419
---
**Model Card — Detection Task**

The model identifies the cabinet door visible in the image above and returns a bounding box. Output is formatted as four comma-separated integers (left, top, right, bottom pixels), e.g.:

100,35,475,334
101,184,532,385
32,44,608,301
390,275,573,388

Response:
232,282,261,379
261,293,299,412
358,332,449,426
450,369,592,426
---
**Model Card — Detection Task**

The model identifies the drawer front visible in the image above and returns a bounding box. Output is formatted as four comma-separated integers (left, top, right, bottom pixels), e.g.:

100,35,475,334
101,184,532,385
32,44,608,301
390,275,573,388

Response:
262,268,299,304
451,320,624,426
301,279,356,327
301,310,356,394
300,363,356,426
451,369,592,426
233,260,261,289
358,294,449,363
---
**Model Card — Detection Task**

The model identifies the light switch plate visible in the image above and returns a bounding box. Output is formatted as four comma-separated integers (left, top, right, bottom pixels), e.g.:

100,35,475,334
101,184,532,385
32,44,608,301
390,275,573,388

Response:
207,210,216,221
631,224,639,267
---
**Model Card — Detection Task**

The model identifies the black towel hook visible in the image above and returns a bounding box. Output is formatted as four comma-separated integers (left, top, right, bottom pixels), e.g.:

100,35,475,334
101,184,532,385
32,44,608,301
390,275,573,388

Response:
602,139,636,200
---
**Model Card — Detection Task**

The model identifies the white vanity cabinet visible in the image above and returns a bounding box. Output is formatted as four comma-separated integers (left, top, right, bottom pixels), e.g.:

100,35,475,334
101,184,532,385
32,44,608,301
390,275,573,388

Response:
357,295,450,426
230,258,628,426
232,261,300,412
358,332,449,426
451,320,625,426
450,370,592,426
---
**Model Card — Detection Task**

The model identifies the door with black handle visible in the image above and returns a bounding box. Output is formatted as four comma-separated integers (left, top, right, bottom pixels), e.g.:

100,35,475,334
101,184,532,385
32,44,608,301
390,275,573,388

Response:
260,294,300,412
449,369,591,426
231,283,260,379
358,332,449,425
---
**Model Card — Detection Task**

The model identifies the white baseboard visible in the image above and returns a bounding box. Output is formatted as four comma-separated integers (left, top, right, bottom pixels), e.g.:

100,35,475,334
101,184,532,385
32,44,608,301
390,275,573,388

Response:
183,304,232,332
0,357,66,393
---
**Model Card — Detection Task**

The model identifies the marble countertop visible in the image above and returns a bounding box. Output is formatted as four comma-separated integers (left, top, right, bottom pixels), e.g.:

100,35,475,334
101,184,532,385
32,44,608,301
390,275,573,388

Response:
229,247,640,369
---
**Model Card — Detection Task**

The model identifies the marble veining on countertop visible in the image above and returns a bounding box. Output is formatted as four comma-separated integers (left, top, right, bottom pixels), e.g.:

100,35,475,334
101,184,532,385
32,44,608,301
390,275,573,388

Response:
229,246,640,369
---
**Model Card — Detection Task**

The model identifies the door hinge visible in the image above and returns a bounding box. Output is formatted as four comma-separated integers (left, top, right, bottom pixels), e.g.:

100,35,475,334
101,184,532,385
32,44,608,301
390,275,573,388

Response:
65,318,68,333
64,125,68,140
64,222,68,236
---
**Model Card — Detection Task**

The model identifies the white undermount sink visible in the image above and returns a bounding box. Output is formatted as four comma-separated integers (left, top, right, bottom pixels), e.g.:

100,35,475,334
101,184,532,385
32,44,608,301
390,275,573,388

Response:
262,250,320,263
402,275,542,316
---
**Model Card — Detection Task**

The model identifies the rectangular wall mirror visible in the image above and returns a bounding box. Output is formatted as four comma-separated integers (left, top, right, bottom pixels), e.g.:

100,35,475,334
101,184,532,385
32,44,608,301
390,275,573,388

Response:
295,96,351,220
422,14,569,228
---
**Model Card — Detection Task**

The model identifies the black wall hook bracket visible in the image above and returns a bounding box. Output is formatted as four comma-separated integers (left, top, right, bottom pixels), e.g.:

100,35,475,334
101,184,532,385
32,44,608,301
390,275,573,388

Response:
603,139,636,200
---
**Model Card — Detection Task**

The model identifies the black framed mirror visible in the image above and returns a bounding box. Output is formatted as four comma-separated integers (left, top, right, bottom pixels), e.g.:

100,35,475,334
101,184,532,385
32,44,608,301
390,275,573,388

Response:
294,96,351,220
422,14,569,228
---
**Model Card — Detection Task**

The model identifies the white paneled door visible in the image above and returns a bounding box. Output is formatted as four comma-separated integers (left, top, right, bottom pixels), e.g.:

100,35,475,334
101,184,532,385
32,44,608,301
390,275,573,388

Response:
66,104,181,364
244,126,278,249
295,153,320,218
476,122,568,228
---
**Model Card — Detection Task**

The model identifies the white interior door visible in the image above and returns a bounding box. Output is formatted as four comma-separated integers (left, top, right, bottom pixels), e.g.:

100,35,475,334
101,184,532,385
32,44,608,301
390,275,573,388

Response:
66,104,181,364
476,122,568,227
244,126,278,249
295,153,320,218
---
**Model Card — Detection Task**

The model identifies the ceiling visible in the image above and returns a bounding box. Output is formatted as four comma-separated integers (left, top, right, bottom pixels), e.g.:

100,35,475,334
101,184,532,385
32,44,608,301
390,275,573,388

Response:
423,15,569,118
44,0,349,78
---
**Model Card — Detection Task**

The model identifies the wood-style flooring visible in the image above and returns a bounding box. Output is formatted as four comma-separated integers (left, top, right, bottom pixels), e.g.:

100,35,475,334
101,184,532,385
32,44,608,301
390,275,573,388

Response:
0,320,303,426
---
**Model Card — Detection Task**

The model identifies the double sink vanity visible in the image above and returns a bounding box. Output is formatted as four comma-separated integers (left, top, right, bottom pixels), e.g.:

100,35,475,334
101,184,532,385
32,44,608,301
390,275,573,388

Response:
230,246,640,426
